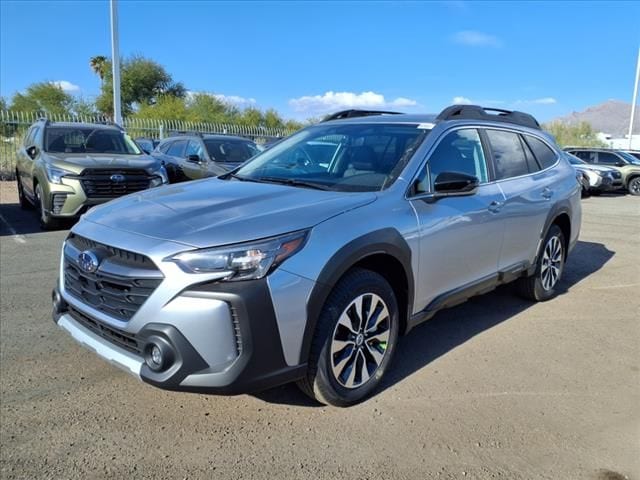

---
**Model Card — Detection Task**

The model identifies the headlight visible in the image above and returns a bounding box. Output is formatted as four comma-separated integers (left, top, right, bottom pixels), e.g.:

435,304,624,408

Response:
45,164,73,184
168,230,309,280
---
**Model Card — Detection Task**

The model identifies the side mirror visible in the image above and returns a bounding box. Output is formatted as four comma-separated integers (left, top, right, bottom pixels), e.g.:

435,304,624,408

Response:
187,154,202,164
416,171,479,202
26,145,38,159
616,161,626,167
434,171,479,194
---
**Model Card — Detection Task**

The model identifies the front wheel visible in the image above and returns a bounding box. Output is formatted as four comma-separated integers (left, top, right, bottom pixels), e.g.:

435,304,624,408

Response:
35,183,60,230
517,224,565,302
298,268,400,407
627,176,640,196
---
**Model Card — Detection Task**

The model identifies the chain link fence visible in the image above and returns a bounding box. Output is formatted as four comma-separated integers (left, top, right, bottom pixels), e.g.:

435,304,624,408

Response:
0,110,297,180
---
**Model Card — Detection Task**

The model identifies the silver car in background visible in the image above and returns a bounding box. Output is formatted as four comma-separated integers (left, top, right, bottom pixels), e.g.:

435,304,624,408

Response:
564,151,619,196
52,105,581,406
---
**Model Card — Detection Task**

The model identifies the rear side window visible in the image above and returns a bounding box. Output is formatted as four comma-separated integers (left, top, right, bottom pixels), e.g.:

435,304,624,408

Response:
158,141,172,153
597,152,620,165
525,135,558,169
486,129,530,179
166,140,187,157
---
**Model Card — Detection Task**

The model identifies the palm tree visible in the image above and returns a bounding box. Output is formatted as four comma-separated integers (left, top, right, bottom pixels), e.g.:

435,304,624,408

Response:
89,56,108,86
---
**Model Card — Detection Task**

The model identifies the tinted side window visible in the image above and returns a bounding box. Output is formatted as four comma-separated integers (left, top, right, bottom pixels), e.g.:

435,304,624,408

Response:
597,152,620,165
486,130,530,179
166,140,187,157
525,135,558,169
159,141,173,154
185,140,205,158
416,129,488,193
24,127,35,147
519,135,540,172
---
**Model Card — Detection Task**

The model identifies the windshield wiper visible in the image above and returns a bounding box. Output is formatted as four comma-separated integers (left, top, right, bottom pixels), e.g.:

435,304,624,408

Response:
256,176,332,191
220,172,262,182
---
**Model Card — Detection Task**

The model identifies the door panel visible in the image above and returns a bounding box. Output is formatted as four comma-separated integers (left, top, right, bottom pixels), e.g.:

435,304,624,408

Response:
411,185,506,311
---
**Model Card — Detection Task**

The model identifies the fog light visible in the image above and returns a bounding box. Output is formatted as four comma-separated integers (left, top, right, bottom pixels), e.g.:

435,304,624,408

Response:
151,345,162,366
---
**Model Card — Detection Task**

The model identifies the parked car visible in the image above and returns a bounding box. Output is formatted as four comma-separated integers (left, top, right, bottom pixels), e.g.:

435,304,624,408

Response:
622,150,640,161
15,120,168,229
563,151,618,196
153,134,261,183
564,147,640,195
52,105,581,406
135,137,159,154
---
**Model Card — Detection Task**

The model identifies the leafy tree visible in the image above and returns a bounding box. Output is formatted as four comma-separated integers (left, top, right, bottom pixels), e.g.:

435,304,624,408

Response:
72,96,99,118
543,121,606,148
95,55,186,115
238,107,264,127
187,93,234,123
134,95,190,121
9,82,74,115
0,96,7,111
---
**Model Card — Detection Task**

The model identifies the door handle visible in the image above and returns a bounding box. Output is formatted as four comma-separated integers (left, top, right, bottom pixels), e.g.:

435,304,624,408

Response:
488,200,504,213
542,187,553,199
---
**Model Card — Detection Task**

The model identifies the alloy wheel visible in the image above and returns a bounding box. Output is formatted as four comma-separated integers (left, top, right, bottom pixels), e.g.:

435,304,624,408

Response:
329,293,391,389
541,235,563,291
629,177,640,195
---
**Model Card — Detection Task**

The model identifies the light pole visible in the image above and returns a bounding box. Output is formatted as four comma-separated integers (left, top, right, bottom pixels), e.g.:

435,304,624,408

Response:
629,46,639,149
110,0,122,126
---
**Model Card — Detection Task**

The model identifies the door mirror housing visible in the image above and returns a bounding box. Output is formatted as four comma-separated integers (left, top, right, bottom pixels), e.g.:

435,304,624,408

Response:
26,145,38,159
187,154,202,164
616,161,626,167
416,171,479,203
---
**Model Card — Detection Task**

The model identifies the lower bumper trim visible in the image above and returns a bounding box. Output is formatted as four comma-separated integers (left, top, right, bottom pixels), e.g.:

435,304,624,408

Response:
57,313,143,378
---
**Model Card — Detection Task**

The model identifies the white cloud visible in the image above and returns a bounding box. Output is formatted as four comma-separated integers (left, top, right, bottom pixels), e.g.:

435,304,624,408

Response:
212,94,257,106
186,90,256,106
452,30,502,47
532,97,557,105
289,91,418,114
52,80,80,92
452,96,473,105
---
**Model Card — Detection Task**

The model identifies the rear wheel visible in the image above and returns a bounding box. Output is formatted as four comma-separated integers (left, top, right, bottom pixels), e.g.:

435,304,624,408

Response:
517,224,565,302
628,176,640,196
298,268,400,407
35,183,60,230
16,171,33,209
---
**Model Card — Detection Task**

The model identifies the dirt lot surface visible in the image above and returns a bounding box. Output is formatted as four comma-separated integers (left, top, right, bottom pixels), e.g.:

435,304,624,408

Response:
1,180,638,480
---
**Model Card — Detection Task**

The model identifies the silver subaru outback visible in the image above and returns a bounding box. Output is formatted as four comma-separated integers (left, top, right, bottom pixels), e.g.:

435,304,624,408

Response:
52,105,582,406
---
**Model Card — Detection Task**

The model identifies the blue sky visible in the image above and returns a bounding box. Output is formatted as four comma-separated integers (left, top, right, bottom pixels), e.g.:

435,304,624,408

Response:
1,1,639,121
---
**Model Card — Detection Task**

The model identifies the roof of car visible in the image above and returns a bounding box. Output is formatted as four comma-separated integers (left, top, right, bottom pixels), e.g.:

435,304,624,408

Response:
160,134,254,143
321,113,438,125
39,120,122,130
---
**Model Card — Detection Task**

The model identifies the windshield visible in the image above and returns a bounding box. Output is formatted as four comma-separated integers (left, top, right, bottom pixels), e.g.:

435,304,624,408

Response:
232,123,427,192
565,153,586,165
618,151,640,165
45,127,142,155
205,139,260,163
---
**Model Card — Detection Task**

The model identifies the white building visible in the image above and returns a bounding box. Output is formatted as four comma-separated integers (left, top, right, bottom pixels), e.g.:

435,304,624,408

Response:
597,132,640,150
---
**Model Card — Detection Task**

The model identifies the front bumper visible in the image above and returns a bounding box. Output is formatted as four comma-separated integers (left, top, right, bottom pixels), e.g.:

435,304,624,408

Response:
53,276,307,394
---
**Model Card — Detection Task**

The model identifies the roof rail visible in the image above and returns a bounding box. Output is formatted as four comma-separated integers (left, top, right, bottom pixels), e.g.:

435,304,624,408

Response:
37,117,50,127
168,130,204,138
93,120,125,131
322,109,403,122
436,105,541,130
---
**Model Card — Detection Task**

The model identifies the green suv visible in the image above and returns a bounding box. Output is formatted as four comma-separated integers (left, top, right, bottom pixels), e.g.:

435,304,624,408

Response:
16,119,168,229
564,148,640,196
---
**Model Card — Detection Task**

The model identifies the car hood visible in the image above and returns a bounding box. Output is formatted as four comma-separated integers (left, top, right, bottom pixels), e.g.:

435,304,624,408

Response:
573,164,614,174
83,178,377,248
47,153,161,174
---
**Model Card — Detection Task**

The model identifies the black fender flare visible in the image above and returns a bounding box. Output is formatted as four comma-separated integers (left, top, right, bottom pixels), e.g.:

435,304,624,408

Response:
299,228,414,363
528,200,573,275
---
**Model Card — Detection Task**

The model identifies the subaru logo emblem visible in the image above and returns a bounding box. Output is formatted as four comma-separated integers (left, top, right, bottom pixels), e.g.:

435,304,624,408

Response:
78,250,100,273
110,174,125,183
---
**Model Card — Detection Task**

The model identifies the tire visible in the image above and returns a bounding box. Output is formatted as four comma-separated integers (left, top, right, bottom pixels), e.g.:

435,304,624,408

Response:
517,224,565,302
35,183,60,230
297,268,400,407
628,176,640,196
581,185,591,198
16,171,33,210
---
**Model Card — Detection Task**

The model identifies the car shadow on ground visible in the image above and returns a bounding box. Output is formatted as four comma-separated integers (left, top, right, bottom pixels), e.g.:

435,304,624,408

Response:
0,203,72,236
253,240,615,407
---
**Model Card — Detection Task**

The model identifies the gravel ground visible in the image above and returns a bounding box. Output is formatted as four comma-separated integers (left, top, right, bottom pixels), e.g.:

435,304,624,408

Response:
1,180,638,480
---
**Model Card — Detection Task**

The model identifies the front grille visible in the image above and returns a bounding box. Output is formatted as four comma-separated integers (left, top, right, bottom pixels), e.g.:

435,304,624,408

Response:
52,193,67,214
68,306,142,355
79,169,152,198
64,234,163,321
